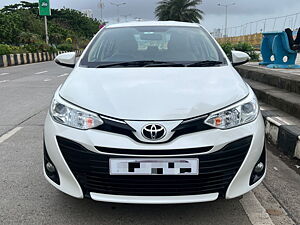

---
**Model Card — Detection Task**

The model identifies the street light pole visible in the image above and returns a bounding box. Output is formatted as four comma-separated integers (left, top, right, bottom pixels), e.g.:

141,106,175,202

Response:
217,2,235,38
98,0,104,21
110,2,126,23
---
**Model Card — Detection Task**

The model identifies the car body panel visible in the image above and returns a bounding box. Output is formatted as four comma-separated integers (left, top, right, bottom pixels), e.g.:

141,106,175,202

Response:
60,66,248,120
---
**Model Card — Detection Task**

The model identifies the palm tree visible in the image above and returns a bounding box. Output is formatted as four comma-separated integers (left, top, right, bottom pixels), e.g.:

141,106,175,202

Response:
155,0,204,23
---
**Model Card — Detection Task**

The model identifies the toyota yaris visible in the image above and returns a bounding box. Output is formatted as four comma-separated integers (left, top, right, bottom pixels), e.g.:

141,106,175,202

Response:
44,21,265,204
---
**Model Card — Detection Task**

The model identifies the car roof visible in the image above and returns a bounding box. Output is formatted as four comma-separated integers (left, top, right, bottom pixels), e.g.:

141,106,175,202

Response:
106,21,201,29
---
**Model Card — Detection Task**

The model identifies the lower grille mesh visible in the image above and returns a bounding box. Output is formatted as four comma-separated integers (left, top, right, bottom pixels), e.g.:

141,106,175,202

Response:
57,136,252,197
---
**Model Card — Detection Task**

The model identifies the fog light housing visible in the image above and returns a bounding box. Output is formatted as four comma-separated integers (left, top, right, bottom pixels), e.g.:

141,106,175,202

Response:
46,162,56,173
254,162,264,173
250,146,266,185
44,142,60,185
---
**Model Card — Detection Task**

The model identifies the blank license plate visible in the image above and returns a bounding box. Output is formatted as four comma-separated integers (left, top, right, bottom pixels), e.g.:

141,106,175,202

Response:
109,158,199,175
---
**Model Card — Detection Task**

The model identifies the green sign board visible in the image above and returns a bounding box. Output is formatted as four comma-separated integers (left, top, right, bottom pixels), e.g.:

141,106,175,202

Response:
39,0,51,16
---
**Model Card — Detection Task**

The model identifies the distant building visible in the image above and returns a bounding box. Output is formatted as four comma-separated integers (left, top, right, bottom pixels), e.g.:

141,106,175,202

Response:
81,9,93,18
212,28,223,39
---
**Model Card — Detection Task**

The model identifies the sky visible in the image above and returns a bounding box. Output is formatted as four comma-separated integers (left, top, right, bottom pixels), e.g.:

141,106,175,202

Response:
2,0,300,34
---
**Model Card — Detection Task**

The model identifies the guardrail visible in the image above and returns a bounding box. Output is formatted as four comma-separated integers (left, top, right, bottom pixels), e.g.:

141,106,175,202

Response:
0,50,83,68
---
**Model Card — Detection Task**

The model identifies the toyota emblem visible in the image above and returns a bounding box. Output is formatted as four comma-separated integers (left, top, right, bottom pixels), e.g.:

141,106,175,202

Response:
142,124,166,141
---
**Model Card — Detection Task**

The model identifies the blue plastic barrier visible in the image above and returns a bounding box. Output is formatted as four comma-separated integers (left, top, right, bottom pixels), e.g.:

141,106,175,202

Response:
260,31,300,69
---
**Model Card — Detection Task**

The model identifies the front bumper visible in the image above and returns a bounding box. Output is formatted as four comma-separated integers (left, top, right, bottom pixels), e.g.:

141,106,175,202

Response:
44,112,265,204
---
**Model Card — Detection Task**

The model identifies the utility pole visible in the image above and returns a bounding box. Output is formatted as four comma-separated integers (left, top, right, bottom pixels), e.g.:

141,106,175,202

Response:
217,1,235,38
44,16,49,44
110,2,126,23
98,0,104,21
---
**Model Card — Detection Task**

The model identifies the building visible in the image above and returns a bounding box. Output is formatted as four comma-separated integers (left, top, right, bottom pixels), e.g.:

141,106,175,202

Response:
81,9,93,18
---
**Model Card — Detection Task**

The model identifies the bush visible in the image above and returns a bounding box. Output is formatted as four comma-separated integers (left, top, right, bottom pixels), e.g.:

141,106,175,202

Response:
220,42,260,61
24,41,57,53
0,44,14,55
0,44,27,55
233,42,259,61
66,38,73,44
57,43,74,51
220,42,234,59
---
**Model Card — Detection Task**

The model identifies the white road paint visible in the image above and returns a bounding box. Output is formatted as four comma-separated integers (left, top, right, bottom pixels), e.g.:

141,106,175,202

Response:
35,71,48,75
44,79,51,82
0,80,9,83
0,72,9,76
57,73,69,77
0,127,23,144
240,191,275,225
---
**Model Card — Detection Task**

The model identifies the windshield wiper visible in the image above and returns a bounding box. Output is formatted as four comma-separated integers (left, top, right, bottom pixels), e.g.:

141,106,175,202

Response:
144,61,186,67
186,61,224,67
97,60,185,68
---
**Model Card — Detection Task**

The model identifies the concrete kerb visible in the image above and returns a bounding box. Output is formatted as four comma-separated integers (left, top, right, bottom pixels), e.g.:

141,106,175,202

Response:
0,50,83,68
263,110,300,160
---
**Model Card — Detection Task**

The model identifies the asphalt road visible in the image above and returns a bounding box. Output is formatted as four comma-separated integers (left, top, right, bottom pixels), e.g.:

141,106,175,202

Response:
0,61,299,225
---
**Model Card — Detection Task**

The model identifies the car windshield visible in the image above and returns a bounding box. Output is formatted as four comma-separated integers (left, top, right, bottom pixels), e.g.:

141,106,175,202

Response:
80,26,226,68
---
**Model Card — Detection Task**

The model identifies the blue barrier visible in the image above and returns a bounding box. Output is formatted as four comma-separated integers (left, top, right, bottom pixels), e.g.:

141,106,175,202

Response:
260,31,300,69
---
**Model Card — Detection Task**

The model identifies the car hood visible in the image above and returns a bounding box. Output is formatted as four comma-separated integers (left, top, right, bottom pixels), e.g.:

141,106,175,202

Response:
59,66,249,120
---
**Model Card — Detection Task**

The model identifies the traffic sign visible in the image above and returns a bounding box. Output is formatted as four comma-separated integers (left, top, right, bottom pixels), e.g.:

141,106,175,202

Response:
39,0,51,16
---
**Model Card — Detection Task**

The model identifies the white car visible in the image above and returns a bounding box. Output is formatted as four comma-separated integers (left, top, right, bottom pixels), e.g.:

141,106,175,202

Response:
44,21,265,204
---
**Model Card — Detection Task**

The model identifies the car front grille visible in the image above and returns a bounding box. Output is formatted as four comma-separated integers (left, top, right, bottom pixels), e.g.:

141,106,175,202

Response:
94,145,213,156
57,136,252,197
93,115,213,143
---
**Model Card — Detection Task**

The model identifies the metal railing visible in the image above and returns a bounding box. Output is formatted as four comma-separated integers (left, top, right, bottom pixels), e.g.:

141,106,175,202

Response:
212,12,300,38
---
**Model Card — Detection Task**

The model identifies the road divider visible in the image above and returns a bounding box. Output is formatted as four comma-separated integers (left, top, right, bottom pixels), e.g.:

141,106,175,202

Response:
0,50,83,68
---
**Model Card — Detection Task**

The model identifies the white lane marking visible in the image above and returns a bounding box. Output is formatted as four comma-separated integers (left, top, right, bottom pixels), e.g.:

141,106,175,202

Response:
240,191,275,225
0,80,9,83
0,127,23,144
44,79,51,82
57,73,69,77
35,71,48,75
0,72,9,76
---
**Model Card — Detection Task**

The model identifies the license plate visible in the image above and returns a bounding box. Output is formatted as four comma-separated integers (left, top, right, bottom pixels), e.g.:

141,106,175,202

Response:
109,158,199,175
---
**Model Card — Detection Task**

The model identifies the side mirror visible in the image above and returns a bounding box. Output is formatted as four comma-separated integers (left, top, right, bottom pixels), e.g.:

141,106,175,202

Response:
231,51,250,66
55,52,76,68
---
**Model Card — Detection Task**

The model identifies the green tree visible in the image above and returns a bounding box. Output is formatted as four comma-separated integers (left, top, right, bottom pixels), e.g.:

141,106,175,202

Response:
0,1,104,53
155,0,204,23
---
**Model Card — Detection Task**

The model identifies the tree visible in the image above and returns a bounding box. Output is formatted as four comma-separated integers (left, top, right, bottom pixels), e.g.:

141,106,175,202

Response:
0,1,104,51
155,0,204,23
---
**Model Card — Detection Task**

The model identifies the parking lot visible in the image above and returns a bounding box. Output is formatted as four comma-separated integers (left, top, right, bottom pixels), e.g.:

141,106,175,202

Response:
0,61,299,225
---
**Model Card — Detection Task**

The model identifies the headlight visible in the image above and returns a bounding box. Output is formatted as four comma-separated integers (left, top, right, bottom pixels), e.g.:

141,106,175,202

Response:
50,95,103,130
204,91,259,129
